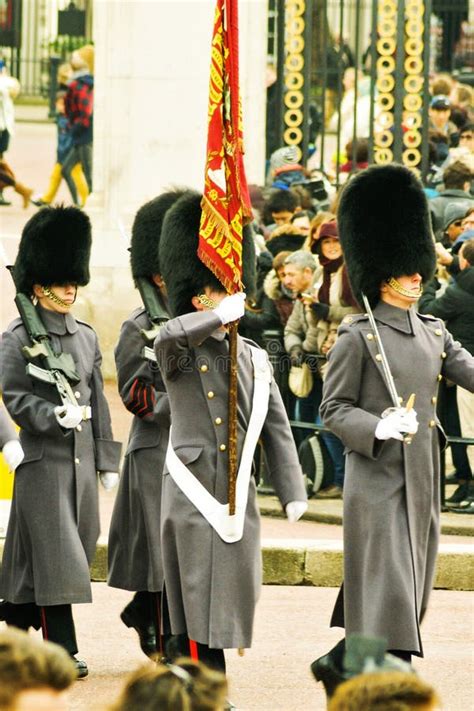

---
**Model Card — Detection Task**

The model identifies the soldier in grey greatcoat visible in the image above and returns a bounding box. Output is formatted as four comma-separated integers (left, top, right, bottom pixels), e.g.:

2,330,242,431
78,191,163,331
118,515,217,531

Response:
0,207,121,678
311,165,474,698
0,402,23,472
108,190,187,657
155,191,308,674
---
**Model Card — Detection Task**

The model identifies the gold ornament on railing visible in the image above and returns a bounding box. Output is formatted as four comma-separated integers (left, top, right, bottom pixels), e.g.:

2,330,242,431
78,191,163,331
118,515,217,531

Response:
402,0,424,172
374,0,426,171
374,0,396,164
283,0,306,162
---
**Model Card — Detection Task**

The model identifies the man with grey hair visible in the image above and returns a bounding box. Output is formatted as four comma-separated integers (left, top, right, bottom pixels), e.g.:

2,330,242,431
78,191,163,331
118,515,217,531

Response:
283,250,322,424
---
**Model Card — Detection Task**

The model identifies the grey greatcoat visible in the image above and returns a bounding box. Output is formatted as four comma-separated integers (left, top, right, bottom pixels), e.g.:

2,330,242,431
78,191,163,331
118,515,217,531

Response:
0,306,121,606
108,308,170,592
320,301,474,655
0,402,17,448
154,310,307,649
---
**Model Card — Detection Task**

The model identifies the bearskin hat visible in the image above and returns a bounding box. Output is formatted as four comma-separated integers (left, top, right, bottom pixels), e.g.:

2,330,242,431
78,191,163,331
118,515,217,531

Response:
159,191,256,317
13,206,91,295
130,188,190,282
337,163,436,307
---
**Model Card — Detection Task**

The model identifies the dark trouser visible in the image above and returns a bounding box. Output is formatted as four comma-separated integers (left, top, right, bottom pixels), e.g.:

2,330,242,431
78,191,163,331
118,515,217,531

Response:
0,601,78,655
166,633,226,673
62,143,93,193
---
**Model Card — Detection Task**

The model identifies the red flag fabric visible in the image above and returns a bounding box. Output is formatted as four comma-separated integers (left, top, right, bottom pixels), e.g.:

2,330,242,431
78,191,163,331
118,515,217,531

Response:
198,0,252,294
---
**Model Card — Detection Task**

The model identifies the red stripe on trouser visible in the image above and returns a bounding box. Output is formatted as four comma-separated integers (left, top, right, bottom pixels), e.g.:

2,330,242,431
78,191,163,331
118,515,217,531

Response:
154,593,163,656
189,639,199,660
40,607,48,640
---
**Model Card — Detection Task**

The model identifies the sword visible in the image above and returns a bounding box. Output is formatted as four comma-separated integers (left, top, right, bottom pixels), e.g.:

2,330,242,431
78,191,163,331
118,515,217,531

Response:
362,293,416,443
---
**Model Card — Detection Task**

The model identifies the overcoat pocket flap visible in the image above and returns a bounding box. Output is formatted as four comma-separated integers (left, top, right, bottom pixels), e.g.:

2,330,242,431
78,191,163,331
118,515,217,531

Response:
174,445,203,465
164,444,204,475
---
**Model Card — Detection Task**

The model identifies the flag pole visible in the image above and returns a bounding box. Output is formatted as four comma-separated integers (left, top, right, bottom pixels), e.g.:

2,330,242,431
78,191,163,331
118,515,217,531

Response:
198,0,252,516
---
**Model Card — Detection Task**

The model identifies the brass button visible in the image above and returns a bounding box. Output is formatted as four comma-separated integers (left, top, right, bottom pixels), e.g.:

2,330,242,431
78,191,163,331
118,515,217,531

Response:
207,391,215,399
76,424,82,432
74,457,80,464
200,364,209,373
431,396,437,405
215,417,223,425
375,354,382,362
437,374,442,382
366,333,374,341
219,444,226,452
435,328,442,336
429,420,436,428
74,391,81,398
441,352,446,359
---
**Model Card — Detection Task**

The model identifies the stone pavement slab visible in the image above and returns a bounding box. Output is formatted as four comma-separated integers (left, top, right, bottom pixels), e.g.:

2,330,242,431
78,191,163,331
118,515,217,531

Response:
2,584,469,711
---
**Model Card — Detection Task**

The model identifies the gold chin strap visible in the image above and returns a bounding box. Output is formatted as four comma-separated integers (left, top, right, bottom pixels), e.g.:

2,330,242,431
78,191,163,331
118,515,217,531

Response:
197,293,218,310
387,277,422,299
42,286,74,309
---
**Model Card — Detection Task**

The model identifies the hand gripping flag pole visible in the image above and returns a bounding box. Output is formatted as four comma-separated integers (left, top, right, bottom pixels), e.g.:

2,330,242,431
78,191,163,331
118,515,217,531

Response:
198,0,252,516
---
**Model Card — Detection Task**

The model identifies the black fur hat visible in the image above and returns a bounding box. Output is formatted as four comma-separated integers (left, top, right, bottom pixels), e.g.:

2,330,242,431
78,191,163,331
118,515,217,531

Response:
337,163,436,307
130,188,190,281
159,191,256,317
13,206,91,295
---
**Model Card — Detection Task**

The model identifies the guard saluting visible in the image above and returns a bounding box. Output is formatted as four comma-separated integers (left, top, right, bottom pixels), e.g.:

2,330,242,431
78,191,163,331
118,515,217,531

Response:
311,164,474,696
108,190,186,657
154,191,308,674
0,206,121,678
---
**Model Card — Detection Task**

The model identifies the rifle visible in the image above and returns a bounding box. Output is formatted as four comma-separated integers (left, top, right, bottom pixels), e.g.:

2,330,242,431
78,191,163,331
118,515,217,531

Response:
8,270,91,421
136,276,169,363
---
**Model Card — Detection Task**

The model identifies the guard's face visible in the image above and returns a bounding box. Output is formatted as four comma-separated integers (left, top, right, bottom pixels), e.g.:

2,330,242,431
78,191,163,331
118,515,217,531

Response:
33,283,78,313
380,273,422,308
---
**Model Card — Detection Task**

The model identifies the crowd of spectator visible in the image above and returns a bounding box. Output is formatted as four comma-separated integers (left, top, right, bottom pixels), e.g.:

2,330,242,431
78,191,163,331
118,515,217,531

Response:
243,68,474,506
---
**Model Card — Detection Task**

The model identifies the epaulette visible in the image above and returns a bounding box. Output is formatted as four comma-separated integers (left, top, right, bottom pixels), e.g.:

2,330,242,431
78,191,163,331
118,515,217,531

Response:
416,312,441,323
341,312,367,326
75,318,95,332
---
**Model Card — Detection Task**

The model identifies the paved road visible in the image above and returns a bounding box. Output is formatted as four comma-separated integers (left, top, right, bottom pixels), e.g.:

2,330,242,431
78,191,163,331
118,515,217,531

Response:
1,584,470,711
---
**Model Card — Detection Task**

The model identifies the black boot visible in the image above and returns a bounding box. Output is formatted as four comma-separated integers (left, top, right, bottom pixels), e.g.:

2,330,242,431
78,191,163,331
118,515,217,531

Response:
120,592,158,658
310,639,348,698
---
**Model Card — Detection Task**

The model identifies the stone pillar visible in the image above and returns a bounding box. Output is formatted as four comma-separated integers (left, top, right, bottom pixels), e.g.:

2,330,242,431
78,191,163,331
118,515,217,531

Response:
79,0,267,377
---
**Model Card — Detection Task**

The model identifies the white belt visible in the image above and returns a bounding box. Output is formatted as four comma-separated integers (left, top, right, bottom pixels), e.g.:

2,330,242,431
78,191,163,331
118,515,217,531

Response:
165,345,272,543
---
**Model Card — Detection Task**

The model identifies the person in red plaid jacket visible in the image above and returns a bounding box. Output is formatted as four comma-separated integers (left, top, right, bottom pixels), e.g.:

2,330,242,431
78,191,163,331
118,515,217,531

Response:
63,45,94,197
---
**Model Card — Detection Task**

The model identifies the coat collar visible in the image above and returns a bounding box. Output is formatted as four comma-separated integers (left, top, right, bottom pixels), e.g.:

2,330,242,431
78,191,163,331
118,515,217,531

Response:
36,304,78,335
373,300,416,335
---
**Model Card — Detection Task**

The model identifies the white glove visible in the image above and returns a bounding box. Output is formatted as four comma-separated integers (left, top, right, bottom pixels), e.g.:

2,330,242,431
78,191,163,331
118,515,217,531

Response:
99,471,119,491
285,500,308,523
375,407,419,441
214,292,246,325
2,439,25,472
54,404,83,429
